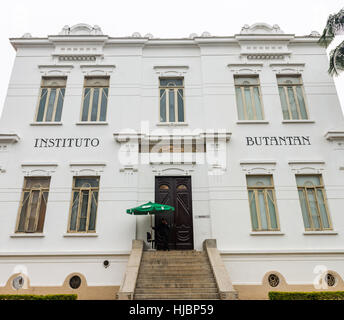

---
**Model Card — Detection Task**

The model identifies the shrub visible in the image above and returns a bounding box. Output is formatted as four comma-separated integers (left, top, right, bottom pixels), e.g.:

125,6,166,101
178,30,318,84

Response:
269,291,344,300
0,294,77,300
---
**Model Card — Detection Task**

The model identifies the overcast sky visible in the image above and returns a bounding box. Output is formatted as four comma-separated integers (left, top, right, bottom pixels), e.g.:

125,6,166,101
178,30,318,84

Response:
0,0,343,117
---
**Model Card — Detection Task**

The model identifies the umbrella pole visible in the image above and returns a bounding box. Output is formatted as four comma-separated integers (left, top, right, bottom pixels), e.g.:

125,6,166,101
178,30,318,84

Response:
150,214,153,249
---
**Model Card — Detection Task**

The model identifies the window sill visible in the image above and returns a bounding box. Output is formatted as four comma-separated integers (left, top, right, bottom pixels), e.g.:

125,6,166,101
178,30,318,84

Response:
236,120,269,124
282,120,315,124
156,122,188,127
76,122,108,125
10,233,45,238
303,231,338,235
63,233,99,237
30,122,62,126
250,231,284,236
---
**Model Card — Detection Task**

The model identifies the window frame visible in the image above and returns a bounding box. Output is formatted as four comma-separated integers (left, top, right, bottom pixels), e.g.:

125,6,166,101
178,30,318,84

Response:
15,177,51,233
80,77,109,122
159,77,185,123
34,77,67,122
277,75,309,120
296,174,332,231
67,176,100,233
246,175,280,231
234,75,265,120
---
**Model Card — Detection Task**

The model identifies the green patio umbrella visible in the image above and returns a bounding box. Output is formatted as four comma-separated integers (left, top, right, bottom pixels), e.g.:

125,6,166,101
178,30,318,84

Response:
126,201,175,248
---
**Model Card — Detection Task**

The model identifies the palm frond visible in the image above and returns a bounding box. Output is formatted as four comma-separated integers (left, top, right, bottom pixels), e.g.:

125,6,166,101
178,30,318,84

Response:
318,8,344,48
328,40,344,76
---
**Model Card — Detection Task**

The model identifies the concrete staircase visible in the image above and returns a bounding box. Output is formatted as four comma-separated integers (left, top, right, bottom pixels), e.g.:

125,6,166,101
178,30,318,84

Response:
134,250,220,300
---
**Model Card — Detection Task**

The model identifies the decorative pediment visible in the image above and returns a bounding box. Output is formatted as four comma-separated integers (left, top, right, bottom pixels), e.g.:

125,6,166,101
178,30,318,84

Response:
80,64,116,76
240,160,276,174
152,165,195,176
240,23,284,35
21,163,58,176
59,24,103,36
153,66,189,77
270,63,305,74
38,65,74,76
288,160,325,174
69,162,106,176
227,63,263,74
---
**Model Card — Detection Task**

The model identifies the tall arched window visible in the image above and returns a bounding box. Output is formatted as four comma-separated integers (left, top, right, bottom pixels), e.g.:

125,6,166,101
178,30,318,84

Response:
277,75,308,120
246,175,279,231
81,77,109,122
296,175,332,231
159,78,184,123
234,76,264,120
16,177,51,233
68,177,100,232
36,77,66,122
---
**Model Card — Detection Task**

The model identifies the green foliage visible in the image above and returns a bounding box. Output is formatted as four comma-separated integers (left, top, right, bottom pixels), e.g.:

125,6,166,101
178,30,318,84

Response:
269,291,344,300
318,8,344,75
0,294,77,300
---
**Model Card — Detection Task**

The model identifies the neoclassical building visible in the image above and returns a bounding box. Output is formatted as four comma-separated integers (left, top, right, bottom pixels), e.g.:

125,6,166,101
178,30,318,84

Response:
0,22,344,299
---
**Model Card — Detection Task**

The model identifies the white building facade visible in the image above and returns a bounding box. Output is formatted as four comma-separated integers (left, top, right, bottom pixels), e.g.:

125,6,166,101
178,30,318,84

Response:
0,23,344,299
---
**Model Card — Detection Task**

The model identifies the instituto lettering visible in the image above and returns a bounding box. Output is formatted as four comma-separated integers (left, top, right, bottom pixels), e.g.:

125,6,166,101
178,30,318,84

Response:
34,137,100,148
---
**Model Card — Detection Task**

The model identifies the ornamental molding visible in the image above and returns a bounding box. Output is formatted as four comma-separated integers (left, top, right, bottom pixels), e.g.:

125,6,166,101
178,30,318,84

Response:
288,160,325,174
270,63,305,74
325,131,344,141
151,165,195,176
113,131,232,143
153,65,189,77
0,134,20,144
236,24,293,62
240,23,285,35
58,24,103,36
240,160,276,174
325,130,344,149
119,164,138,175
238,43,291,61
80,64,116,76
69,162,106,176
50,34,107,63
227,63,263,74
21,163,58,176
38,64,74,76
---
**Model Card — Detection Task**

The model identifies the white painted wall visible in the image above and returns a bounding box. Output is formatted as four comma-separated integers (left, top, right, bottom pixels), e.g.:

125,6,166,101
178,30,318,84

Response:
0,24,344,287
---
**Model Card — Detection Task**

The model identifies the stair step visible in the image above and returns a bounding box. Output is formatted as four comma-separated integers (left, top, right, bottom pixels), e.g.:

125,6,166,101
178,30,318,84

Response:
137,274,215,280
139,268,212,273
136,282,218,288
134,250,220,300
138,268,212,273
143,252,205,257
134,293,221,300
135,288,219,294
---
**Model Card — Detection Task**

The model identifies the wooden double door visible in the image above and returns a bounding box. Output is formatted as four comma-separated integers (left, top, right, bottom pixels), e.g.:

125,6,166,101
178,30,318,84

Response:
155,176,194,250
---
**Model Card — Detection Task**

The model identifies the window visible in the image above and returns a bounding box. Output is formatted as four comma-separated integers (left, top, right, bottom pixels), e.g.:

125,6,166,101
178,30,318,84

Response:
159,78,184,122
246,175,279,231
296,175,332,231
81,77,109,122
277,75,308,120
68,177,99,232
36,77,66,122
16,177,50,233
69,275,81,289
234,76,264,120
